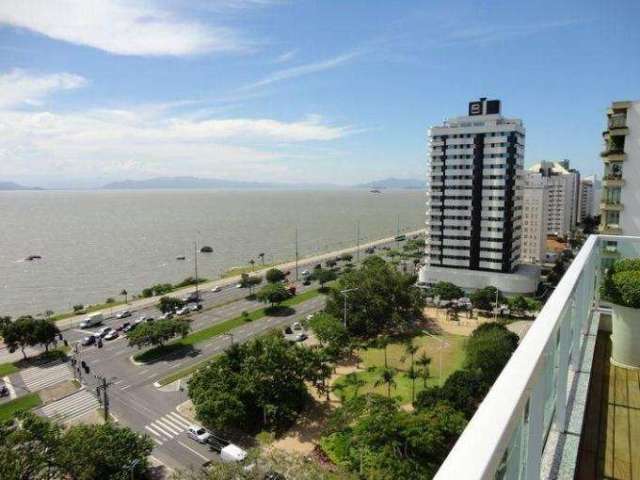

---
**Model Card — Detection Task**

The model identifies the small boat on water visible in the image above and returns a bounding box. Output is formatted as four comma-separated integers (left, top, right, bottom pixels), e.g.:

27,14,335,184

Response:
370,189,382,194
176,255,186,260
25,255,42,261
200,246,213,253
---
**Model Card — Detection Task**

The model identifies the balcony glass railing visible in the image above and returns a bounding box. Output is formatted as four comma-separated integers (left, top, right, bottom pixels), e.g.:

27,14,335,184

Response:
433,235,640,480
608,114,627,129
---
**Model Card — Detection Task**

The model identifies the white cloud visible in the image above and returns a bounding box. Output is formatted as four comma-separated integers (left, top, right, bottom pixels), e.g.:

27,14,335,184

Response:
0,0,252,56
243,51,361,90
0,69,87,108
0,101,352,179
274,49,298,63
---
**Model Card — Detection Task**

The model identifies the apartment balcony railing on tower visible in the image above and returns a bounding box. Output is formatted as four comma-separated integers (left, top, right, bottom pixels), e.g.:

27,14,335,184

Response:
434,235,640,480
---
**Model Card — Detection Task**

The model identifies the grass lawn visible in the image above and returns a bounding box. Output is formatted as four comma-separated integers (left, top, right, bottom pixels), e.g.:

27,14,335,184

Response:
0,362,20,377
333,333,467,405
135,287,325,363
0,348,68,377
0,393,42,422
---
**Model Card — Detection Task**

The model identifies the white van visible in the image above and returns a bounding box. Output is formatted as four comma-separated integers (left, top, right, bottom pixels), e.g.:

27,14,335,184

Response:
80,313,104,329
220,444,248,463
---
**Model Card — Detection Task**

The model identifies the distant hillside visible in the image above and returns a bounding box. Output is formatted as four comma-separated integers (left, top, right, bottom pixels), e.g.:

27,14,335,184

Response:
101,176,284,190
355,178,424,190
0,181,42,191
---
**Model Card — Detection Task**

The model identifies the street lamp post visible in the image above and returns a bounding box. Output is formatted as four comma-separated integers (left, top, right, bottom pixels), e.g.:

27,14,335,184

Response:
340,288,358,328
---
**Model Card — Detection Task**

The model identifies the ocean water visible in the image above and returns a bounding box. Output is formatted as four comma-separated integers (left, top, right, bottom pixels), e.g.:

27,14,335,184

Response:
0,189,425,316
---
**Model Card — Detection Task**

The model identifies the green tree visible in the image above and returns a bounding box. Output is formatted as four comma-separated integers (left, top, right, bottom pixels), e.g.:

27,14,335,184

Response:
470,286,504,311
188,334,317,432
258,252,265,265
33,318,60,353
374,367,397,398
265,268,286,283
120,288,128,304
312,268,337,288
256,283,291,308
416,352,432,388
464,322,519,383
73,304,84,312
343,372,366,400
1,316,39,359
509,295,529,316
325,256,425,339
430,281,464,300
157,296,185,313
308,313,349,356
127,319,190,349
56,422,153,480
405,365,419,403
249,259,255,271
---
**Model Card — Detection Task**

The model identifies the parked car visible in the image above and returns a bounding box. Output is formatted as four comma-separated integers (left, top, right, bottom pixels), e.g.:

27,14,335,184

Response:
98,327,113,338
139,315,154,323
182,292,201,303
187,425,211,444
123,322,136,333
176,306,191,316
116,310,131,319
187,303,202,312
302,279,311,286
79,313,103,329
104,330,119,341
117,322,131,332
235,283,243,289
160,312,174,320
301,270,310,276
211,286,221,293
81,334,96,346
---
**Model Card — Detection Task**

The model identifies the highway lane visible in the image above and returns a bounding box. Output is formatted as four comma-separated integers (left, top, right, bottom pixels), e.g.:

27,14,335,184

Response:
79,296,326,471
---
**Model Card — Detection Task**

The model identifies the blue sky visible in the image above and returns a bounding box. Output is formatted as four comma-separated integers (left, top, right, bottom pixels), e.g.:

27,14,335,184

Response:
0,0,638,187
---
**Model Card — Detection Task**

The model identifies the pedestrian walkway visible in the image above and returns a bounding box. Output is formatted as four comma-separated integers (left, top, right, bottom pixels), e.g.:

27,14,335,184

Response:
144,411,192,445
20,359,73,391
39,389,100,422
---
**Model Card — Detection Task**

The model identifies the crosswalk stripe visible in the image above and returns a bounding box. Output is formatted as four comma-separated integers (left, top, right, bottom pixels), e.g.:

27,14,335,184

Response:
41,392,96,413
154,419,181,436
167,412,191,428
159,415,185,432
151,437,163,446
145,425,168,441
149,422,175,439
39,390,99,421
21,361,72,391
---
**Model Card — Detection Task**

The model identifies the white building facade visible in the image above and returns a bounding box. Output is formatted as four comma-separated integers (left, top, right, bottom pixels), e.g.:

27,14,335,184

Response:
420,98,538,294
528,161,579,238
600,100,640,236
521,172,549,264
577,177,594,223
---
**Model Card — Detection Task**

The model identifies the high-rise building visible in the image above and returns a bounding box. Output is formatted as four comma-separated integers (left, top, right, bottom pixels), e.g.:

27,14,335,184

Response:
599,100,640,235
420,98,538,294
521,172,548,264
527,161,579,238
577,177,595,223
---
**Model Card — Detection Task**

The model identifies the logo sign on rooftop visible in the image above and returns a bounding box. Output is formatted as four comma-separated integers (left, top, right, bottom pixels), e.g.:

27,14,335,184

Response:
468,98,501,116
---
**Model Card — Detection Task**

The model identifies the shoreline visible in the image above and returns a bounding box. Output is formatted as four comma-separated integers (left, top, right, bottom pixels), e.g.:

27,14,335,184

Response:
49,228,424,331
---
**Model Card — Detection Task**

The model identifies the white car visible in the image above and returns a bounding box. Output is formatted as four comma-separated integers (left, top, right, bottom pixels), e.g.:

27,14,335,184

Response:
187,425,211,444
235,283,243,289
104,330,119,341
211,286,221,293
116,310,131,319
97,327,113,338
176,306,190,316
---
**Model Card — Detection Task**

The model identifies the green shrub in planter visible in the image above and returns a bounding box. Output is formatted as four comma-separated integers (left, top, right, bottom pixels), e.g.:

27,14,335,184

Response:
608,270,640,308
611,258,640,274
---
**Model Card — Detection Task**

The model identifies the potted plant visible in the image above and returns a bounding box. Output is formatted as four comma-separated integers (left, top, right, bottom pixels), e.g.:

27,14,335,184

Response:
601,258,640,368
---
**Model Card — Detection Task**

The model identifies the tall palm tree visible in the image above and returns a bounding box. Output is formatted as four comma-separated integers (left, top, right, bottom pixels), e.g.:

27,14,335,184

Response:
404,340,418,370
376,335,390,367
343,372,365,400
249,259,255,272
120,289,128,304
374,367,397,398
258,253,265,265
405,366,419,403
416,352,432,388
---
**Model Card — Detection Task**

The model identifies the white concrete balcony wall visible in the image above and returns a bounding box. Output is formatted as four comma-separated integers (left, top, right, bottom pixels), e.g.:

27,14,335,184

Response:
442,258,469,267
479,261,502,270
432,235,640,480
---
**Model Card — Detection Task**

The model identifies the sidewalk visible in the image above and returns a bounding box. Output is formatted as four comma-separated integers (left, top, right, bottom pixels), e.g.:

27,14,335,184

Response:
53,229,424,332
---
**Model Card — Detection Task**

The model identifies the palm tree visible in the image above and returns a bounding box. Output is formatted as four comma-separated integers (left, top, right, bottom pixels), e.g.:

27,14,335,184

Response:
249,259,255,272
375,335,390,367
120,289,128,304
404,340,418,370
374,367,397,398
405,366,419,403
258,253,265,265
343,372,365,400
416,352,432,388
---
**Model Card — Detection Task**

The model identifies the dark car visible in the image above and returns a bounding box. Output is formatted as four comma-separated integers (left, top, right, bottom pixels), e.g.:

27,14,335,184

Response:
116,322,130,332
81,334,96,346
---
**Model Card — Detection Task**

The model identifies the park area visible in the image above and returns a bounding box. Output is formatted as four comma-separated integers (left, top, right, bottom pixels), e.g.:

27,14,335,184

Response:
332,333,466,406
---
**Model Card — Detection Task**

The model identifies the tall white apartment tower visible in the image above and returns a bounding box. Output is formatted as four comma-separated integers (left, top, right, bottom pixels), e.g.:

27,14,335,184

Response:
599,100,640,235
527,161,579,238
578,177,595,223
420,98,538,294
521,172,549,264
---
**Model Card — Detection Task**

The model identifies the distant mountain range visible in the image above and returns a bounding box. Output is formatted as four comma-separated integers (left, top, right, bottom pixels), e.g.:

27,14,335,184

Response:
354,177,424,190
101,176,424,190
0,181,42,191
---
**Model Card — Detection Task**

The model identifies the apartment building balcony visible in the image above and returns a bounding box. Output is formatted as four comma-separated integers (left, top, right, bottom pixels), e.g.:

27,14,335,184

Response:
603,114,629,137
433,235,640,480
600,200,624,211
603,174,625,188
599,224,623,235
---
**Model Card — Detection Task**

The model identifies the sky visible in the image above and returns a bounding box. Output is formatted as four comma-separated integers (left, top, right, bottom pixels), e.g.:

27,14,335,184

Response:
0,0,638,188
